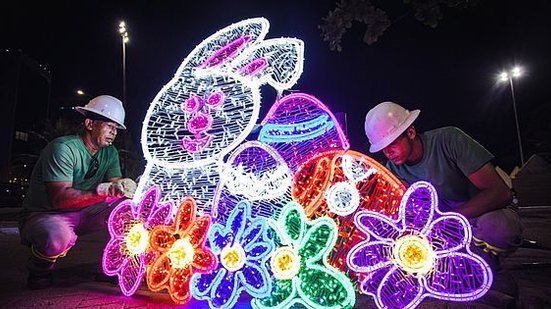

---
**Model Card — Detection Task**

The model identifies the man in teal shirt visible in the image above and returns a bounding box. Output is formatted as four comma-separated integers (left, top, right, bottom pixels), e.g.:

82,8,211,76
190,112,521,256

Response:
19,95,137,289
364,102,523,269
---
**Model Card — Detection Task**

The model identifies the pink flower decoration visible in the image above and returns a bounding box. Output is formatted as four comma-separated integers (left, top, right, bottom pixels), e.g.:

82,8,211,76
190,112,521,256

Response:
102,185,174,296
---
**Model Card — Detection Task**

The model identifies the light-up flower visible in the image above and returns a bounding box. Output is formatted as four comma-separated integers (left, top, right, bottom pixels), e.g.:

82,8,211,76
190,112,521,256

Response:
102,185,174,296
146,196,217,304
347,181,493,309
191,200,274,309
252,201,356,309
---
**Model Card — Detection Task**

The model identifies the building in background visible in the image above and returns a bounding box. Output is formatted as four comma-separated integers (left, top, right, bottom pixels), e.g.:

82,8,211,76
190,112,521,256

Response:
0,49,51,207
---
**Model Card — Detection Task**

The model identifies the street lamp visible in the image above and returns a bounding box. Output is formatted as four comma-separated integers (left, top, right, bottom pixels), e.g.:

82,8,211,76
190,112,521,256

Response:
498,66,524,166
118,21,129,106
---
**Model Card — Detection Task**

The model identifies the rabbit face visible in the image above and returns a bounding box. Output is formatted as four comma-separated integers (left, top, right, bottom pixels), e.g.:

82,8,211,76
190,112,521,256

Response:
143,70,260,168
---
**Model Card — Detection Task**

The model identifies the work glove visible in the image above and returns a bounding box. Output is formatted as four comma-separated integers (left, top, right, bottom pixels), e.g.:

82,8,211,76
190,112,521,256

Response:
96,178,138,199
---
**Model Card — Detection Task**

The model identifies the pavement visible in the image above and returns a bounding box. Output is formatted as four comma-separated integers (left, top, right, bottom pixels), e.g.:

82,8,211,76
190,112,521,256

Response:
1,206,550,309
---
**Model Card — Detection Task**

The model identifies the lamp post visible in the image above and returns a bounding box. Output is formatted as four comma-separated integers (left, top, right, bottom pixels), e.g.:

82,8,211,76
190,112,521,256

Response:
118,21,129,107
498,66,524,166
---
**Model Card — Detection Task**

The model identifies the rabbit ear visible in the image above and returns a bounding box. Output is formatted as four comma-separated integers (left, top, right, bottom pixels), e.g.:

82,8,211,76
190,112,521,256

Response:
230,38,304,92
177,18,270,74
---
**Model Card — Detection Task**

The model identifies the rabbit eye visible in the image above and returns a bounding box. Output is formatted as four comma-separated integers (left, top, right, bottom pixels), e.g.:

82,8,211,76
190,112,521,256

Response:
182,94,203,113
205,91,225,108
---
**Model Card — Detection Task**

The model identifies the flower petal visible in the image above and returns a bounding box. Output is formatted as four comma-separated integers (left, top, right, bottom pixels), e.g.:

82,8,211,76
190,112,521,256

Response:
188,215,211,247
427,214,470,254
102,238,126,276
136,185,160,219
149,226,176,253
299,217,336,263
107,200,135,238
118,254,146,296
191,270,219,299
242,217,266,249
400,181,436,234
251,278,296,309
424,252,492,301
347,240,393,273
278,201,305,244
175,197,196,234
246,242,273,261
169,266,194,304
209,268,239,308
239,262,271,297
192,247,218,272
355,211,401,241
145,201,174,229
146,253,171,292
376,266,423,309
359,262,393,296
297,264,356,309
209,223,234,254
226,200,250,242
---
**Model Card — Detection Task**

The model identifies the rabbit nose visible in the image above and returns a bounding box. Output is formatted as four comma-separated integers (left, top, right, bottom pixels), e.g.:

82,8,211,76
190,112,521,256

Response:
188,112,213,134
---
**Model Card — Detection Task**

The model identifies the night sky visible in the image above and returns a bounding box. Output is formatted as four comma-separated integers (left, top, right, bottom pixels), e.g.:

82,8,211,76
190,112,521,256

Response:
3,0,551,171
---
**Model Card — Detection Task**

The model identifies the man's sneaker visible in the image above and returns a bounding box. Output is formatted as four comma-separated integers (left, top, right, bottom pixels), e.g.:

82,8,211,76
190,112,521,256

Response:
27,272,53,290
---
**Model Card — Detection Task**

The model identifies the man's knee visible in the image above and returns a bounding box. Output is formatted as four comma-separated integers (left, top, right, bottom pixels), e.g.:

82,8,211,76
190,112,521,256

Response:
21,215,78,259
471,207,523,253
41,229,77,257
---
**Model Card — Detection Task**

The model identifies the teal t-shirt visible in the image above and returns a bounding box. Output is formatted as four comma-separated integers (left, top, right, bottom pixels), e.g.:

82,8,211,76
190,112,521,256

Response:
21,135,121,214
386,126,493,211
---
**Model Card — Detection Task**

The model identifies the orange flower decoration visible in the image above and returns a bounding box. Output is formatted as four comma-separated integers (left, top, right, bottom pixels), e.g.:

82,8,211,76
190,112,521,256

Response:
147,197,217,304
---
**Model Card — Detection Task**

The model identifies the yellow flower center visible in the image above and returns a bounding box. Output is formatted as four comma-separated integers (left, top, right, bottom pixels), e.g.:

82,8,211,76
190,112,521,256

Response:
392,234,435,276
167,238,195,269
220,243,246,271
125,223,149,255
271,246,300,280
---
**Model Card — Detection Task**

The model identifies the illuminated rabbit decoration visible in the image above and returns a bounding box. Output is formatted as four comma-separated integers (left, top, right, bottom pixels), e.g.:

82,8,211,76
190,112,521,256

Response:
134,18,304,214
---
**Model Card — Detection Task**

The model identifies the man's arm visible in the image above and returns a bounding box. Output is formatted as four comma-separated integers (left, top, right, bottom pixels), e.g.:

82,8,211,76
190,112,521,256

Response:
455,162,513,218
45,181,107,210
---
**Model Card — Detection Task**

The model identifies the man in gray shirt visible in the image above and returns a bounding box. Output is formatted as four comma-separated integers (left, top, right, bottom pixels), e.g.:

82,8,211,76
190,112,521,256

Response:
364,102,522,270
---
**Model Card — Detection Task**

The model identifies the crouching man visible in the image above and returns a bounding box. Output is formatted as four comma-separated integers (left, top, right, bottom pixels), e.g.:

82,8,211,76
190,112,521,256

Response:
18,95,137,289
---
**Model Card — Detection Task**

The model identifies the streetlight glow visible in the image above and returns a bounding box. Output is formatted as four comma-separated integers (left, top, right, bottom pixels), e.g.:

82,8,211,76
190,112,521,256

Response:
118,20,129,107
497,66,525,165
76,89,85,96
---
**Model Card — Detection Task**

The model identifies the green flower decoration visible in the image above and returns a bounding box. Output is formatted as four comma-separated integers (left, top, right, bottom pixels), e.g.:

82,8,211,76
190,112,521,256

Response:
252,201,356,309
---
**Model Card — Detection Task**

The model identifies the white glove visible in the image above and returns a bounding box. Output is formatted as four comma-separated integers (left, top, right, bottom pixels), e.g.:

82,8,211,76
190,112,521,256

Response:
117,178,137,198
96,178,137,198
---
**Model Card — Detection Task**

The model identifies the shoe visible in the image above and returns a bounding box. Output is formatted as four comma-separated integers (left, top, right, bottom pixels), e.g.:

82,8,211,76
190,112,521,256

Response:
27,272,53,290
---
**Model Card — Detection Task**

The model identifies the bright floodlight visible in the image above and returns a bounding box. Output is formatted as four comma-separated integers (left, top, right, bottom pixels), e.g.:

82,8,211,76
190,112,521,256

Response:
512,67,522,77
499,72,509,82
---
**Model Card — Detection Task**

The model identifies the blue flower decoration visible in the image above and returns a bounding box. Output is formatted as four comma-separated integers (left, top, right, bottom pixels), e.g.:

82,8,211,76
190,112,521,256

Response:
191,200,274,308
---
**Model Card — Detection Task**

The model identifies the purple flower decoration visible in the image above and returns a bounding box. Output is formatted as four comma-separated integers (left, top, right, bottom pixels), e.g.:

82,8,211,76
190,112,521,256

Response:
102,185,173,296
191,200,273,308
347,181,493,309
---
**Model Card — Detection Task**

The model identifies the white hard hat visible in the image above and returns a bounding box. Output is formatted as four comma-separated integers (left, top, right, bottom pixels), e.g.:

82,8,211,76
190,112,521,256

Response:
75,95,126,129
364,102,420,153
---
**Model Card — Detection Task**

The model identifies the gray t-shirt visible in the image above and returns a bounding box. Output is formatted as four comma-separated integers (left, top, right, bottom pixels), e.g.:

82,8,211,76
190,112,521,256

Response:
386,126,493,211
